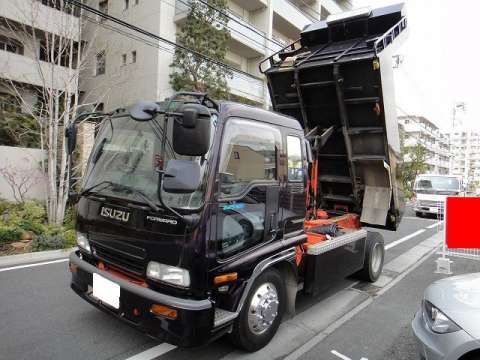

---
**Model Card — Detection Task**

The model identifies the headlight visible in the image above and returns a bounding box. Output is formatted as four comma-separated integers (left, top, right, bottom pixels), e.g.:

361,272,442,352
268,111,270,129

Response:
76,232,91,253
146,261,190,287
423,300,461,333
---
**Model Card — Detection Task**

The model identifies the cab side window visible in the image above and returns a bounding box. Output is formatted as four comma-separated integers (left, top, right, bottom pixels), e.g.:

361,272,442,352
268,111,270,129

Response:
217,118,281,259
219,118,279,197
287,135,303,181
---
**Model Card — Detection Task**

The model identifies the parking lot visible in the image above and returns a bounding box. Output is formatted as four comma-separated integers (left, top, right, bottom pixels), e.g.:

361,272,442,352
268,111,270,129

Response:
0,207,476,360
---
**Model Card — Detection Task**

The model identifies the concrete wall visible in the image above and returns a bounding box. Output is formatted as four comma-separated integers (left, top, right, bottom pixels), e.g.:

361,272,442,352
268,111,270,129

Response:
0,146,46,202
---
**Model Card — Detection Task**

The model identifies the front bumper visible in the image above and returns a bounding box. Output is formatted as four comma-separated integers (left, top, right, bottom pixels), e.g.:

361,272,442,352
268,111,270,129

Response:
412,309,478,360
69,251,216,347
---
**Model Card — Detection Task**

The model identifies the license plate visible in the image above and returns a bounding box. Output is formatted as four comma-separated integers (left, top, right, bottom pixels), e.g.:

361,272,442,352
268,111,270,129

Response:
92,273,120,309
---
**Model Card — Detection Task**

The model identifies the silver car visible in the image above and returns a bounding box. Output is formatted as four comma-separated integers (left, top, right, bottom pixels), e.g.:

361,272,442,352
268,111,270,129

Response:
412,273,480,360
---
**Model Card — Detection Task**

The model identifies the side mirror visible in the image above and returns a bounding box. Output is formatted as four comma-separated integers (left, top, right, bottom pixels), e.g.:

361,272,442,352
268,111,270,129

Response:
172,103,211,156
162,160,201,193
129,101,160,121
65,123,78,155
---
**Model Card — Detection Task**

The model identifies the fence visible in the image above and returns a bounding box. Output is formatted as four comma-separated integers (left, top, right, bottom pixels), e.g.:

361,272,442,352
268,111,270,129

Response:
435,198,480,274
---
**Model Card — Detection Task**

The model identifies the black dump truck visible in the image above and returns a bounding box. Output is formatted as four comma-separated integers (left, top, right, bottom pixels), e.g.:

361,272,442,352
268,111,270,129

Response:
67,4,407,352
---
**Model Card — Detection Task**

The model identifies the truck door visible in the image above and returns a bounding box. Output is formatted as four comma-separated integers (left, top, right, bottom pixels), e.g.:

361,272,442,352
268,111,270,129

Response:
216,118,282,259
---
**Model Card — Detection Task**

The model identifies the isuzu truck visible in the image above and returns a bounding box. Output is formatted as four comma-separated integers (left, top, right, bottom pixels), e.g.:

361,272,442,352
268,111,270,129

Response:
67,4,407,351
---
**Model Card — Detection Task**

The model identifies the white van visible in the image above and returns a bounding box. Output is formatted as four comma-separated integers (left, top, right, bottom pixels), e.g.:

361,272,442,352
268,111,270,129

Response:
413,174,464,217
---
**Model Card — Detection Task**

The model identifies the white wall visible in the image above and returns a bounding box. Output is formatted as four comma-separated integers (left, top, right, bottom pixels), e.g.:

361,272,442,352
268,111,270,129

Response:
0,146,46,202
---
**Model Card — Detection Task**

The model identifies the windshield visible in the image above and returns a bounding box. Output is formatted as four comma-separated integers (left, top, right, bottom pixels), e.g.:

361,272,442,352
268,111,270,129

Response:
81,112,216,210
414,176,460,192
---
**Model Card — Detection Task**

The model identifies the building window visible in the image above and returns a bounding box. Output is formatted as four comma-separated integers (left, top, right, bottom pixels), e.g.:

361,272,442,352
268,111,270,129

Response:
0,93,21,113
96,50,106,75
124,0,129,10
39,39,78,68
0,35,24,55
131,50,137,63
122,53,127,66
99,0,108,20
41,0,81,16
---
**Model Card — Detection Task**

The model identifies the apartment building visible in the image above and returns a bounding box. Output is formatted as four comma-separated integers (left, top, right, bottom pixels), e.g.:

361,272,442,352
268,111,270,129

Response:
398,115,450,175
448,129,480,189
0,0,81,112
80,0,350,112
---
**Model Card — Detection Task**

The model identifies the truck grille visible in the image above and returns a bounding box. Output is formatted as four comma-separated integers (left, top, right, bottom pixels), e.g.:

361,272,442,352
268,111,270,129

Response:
419,200,444,209
90,239,146,276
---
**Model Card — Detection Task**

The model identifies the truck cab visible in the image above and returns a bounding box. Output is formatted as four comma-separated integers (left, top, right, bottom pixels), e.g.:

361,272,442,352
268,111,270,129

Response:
413,174,465,217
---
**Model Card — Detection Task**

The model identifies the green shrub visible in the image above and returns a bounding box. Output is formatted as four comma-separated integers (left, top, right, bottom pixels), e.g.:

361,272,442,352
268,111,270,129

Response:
0,226,22,244
15,219,46,235
64,229,77,248
63,207,76,230
31,234,66,251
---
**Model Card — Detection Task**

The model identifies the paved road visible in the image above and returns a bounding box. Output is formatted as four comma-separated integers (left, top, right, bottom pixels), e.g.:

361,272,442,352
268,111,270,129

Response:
300,253,480,360
0,208,453,360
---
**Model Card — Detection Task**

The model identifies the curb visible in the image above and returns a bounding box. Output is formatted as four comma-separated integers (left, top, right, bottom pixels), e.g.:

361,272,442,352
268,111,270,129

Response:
0,247,77,268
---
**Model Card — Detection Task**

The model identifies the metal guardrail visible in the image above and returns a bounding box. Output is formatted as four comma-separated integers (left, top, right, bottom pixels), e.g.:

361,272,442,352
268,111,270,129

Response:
435,199,480,274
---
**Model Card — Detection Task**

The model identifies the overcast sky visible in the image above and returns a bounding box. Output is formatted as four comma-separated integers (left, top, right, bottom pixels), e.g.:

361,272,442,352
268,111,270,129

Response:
353,0,479,131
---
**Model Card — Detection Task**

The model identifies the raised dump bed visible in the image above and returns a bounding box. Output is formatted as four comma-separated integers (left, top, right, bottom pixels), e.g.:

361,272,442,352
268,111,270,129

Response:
261,4,408,230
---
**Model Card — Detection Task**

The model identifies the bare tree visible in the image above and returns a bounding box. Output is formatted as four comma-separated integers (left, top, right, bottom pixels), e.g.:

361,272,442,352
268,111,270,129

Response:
0,163,45,204
0,1,114,224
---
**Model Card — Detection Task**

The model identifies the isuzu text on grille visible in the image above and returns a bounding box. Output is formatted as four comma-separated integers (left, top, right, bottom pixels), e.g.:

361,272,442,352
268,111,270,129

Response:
100,207,130,222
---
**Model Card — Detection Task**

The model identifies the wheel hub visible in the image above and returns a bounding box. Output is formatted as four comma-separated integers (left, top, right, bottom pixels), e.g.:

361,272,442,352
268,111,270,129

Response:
247,282,279,335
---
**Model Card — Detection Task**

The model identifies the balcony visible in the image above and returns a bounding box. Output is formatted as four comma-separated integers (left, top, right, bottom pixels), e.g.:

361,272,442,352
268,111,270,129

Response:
175,1,267,57
0,0,80,39
0,51,75,90
228,11,267,57
228,72,264,104
273,0,313,34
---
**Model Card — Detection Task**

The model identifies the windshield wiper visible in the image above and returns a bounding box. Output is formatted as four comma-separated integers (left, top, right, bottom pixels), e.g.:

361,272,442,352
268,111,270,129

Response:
80,181,160,212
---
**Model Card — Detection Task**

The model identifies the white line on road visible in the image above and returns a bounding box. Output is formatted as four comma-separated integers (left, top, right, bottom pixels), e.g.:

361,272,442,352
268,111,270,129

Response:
0,258,69,272
331,350,352,360
330,350,368,360
125,343,177,360
402,216,436,221
385,229,426,250
426,221,443,229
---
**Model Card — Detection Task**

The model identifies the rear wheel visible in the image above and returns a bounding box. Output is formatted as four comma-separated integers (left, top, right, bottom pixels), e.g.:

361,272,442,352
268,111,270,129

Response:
415,211,423,217
229,268,285,352
356,232,385,282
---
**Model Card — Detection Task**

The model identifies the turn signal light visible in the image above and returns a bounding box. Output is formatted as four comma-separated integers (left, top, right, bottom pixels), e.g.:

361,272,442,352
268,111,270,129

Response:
150,304,177,319
214,272,238,285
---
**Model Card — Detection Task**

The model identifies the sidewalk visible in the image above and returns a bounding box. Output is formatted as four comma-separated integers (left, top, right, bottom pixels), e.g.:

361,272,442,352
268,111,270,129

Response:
0,247,76,268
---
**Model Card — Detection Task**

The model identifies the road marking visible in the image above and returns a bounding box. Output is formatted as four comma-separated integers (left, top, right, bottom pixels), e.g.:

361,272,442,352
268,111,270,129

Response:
426,221,443,229
331,350,368,360
331,350,352,360
385,229,426,250
0,258,69,272
125,343,177,360
402,216,436,221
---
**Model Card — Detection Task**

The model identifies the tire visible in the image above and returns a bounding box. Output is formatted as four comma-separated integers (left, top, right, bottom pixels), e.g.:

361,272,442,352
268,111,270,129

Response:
229,268,286,352
415,212,423,218
356,231,385,282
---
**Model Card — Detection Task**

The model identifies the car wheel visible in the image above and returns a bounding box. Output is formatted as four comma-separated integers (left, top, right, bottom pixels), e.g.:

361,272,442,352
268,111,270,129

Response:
229,268,285,352
356,231,385,282
415,212,423,218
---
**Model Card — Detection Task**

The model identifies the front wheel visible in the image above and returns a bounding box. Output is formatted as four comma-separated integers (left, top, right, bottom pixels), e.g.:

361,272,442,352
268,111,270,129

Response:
229,268,285,352
356,231,385,282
